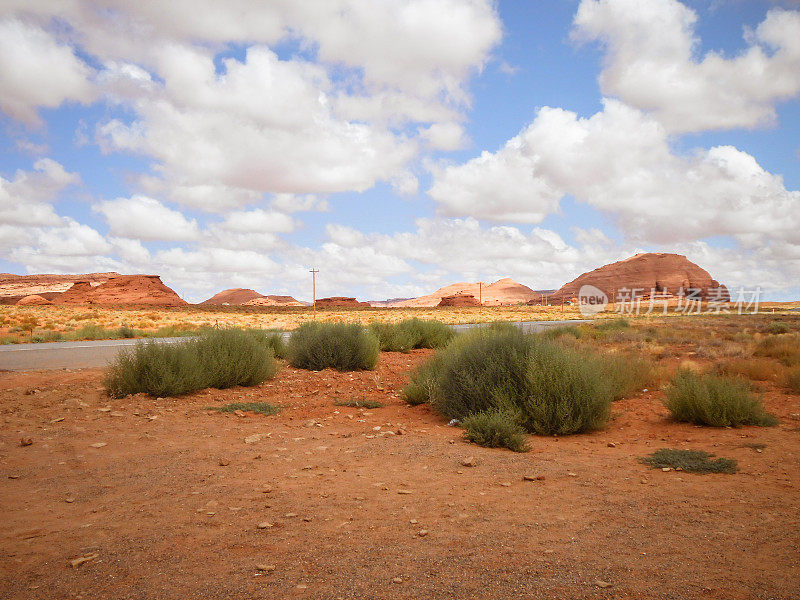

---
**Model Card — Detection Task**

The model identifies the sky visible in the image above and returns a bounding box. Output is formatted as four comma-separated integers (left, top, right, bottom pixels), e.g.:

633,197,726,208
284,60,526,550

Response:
0,0,799,303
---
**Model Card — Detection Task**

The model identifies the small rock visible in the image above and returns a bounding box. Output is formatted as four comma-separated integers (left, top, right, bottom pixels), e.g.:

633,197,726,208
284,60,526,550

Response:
64,497,75,503
109,411,125,418
89,442,107,448
567,472,577,477
396,429,405,435
661,467,672,472
418,529,428,537
257,521,273,529
218,458,231,466
284,512,298,518
460,456,476,467
500,482,511,487
69,553,99,568
523,475,545,481
50,417,65,423
296,584,307,590
595,579,612,588
607,442,616,448
256,564,276,572
97,407,111,413
397,489,413,495
392,577,403,584
244,434,262,444
302,516,313,522
19,437,33,447
409,519,418,524
233,409,246,418
447,419,460,426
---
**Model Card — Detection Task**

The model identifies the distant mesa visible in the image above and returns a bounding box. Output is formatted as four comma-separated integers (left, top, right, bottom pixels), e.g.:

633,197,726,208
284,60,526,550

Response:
16,294,53,306
437,293,481,307
54,275,187,306
0,272,119,305
543,253,729,303
201,288,304,307
314,296,371,308
388,278,540,308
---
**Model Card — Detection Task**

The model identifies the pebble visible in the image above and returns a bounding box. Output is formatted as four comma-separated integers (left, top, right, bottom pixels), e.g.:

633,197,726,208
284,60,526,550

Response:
257,521,273,529
523,475,545,481
418,529,429,537
595,580,612,588
89,442,107,448
662,467,672,472
244,434,261,444
218,459,231,466
460,456,476,467
500,482,511,487
64,497,75,503
69,553,99,568
607,442,616,448
567,472,577,477
50,417,65,423
397,489,413,495
285,512,298,518
256,564,276,572
110,411,125,418
392,577,403,584
19,437,33,447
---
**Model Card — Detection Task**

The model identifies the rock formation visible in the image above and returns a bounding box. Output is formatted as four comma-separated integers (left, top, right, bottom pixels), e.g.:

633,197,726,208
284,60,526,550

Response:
437,294,481,307
16,294,53,306
55,275,187,306
0,272,117,304
201,288,264,305
545,253,729,303
389,278,540,307
314,297,371,308
245,295,305,307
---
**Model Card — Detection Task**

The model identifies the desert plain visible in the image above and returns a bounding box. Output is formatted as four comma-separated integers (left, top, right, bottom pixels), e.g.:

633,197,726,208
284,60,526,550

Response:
2,311,799,600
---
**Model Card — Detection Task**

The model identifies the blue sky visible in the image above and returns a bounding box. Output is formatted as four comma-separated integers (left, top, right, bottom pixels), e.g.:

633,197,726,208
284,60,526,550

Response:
0,0,798,302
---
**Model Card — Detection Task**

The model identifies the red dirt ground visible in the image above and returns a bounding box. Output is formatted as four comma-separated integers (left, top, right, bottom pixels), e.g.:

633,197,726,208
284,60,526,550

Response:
2,351,799,600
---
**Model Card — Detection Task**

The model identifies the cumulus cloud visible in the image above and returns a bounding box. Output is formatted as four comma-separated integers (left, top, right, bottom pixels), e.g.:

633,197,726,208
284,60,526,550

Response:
428,99,800,247
94,196,201,241
573,0,800,132
0,19,94,125
0,159,80,227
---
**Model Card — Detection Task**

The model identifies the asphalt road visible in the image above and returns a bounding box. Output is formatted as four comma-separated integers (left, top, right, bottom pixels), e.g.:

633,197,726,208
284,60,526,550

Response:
0,320,591,372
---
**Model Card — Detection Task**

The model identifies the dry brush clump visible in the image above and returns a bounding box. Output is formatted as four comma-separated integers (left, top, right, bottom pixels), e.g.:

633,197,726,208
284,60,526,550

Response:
369,318,454,352
664,370,778,427
403,325,651,449
286,322,379,371
104,328,279,398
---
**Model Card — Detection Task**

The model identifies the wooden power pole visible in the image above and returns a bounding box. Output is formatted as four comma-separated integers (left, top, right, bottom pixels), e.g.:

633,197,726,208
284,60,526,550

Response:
310,268,319,319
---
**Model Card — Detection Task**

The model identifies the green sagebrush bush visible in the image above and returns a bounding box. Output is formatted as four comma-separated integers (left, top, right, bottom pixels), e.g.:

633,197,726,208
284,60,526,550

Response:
104,328,278,398
404,324,622,437
287,321,379,371
369,318,454,352
462,410,529,452
640,449,737,474
664,369,778,427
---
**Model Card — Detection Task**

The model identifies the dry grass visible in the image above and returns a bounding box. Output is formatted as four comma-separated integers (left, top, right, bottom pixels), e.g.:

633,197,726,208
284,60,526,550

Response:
718,357,784,382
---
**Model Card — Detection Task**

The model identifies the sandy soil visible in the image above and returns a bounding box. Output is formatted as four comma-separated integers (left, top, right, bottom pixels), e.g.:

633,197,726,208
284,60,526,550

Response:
2,352,799,600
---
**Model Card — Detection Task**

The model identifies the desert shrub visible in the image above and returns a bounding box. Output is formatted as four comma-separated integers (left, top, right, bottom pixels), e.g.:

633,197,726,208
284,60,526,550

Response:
335,399,384,409
117,325,137,338
31,331,64,343
754,334,800,366
600,352,655,400
287,322,379,371
639,449,737,474
72,324,112,340
462,410,529,452
369,318,454,352
664,370,778,427
246,329,287,359
785,366,800,394
766,321,791,335
595,318,630,331
718,357,783,382
399,318,454,348
405,327,617,436
210,401,280,416
369,322,418,352
104,328,278,398
541,325,583,340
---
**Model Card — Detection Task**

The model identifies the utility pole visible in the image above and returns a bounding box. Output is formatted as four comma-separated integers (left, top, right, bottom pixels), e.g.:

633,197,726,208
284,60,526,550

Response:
478,281,484,305
310,268,319,319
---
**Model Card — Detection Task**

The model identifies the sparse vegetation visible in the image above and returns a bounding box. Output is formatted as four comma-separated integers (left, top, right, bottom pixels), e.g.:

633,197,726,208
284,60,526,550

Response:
639,449,737,474
718,357,783,382
287,322,379,371
335,399,384,409
664,370,778,427
369,318,454,352
785,366,800,394
767,321,791,334
209,401,281,416
104,328,279,398
404,326,632,437
755,333,800,366
462,410,529,452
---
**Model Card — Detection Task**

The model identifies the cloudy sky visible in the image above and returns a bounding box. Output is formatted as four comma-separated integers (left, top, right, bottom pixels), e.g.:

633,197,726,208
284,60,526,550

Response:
1,0,799,302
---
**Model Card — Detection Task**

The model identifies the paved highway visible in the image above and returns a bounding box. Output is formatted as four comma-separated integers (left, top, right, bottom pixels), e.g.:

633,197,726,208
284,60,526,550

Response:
0,320,591,371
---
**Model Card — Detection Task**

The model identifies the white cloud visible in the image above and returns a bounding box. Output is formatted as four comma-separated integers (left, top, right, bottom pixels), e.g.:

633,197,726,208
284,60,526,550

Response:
218,209,295,234
0,159,80,226
419,122,469,151
271,194,330,213
428,99,800,247
94,195,200,241
0,19,94,125
573,0,800,132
